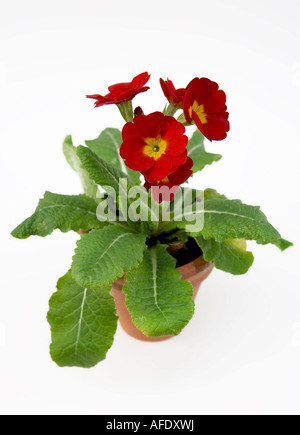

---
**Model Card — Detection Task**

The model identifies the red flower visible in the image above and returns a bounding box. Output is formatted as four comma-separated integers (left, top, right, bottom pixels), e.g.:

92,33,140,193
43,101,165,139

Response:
160,78,185,108
120,112,188,182
86,72,150,107
183,77,230,141
144,157,194,203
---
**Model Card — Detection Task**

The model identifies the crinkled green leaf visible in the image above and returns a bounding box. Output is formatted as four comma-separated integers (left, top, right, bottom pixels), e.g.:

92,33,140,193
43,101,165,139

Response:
77,145,131,193
195,236,254,275
158,198,281,243
123,244,194,337
71,225,147,288
77,146,142,231
201,192,292,250
187,130,222,172
195,199,281,242
63,135,98,199
47,270,117,368
85,128,140,186
11,191,106,239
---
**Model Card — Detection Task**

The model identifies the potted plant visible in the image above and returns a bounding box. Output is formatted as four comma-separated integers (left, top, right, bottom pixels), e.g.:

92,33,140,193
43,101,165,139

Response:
11,72,292,368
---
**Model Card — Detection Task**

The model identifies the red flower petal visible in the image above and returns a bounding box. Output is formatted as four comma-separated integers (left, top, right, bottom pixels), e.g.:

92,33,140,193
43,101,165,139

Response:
161,115,185,137
168,157,193,185
121,151,154,172
87,72,150,107
143,154,173,182
121,121,141,140
130,72,151,89
120,137,147,158
204,90,227,113
86,93,113,107
182,81,195,124
144,157,194,203
132,112,163,139
171,150,188,172
193,111,230,141
108,82,129,95
193,78,219,104
150,185,180,204
162,129,188,157
160,78,185,107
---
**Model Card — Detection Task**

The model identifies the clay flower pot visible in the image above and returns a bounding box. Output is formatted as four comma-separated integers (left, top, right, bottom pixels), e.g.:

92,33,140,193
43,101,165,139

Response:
111,256,214,342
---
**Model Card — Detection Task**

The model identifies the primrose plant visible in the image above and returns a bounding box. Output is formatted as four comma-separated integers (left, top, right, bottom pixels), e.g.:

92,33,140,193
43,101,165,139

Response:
11,72,292,368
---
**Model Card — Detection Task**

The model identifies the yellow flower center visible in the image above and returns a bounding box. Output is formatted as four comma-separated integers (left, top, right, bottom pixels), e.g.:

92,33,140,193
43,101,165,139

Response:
158,176,169,184
189,101,208,124
143,136,168,160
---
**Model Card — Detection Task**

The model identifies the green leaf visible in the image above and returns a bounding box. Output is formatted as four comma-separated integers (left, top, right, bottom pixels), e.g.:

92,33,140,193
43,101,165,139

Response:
85,128,140,186
77,146,143,231
11,191,106,239
158,198,281,244
77,145,127,211
194,199,281,242
77,145,128,193
195,236,254,275
71,225,147,288
47,270,117,368
187,130,222,172
204,188,227,200
63,135,98,199
256,238,293,251
77,145,136,224
126,184,160,235
164,230,190,243
123,244,194,337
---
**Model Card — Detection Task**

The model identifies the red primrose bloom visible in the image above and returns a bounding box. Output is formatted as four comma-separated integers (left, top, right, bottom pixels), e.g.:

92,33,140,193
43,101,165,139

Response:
86,72,150,107
183,77,230,141
120,111,189,183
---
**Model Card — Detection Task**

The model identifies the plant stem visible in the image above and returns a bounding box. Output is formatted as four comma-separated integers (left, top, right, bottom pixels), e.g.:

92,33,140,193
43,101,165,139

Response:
163,103,178,117
117,100,134,122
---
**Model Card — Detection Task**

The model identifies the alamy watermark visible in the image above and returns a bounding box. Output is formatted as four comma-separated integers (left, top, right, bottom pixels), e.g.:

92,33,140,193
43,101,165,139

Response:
106,418,194,432
96,179,205,232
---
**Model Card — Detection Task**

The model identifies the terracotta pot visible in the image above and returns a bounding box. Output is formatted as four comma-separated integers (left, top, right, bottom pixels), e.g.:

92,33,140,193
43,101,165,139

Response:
111,256,214,342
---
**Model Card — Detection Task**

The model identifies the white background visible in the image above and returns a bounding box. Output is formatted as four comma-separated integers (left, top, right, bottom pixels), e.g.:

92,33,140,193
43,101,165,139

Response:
1,0,300,415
